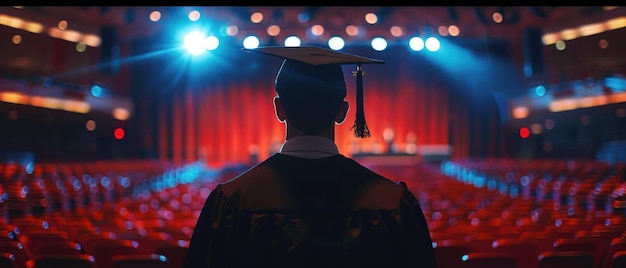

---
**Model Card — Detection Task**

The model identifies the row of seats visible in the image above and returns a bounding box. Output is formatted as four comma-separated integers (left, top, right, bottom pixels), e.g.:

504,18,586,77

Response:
0,158,625,267
371,160,626,268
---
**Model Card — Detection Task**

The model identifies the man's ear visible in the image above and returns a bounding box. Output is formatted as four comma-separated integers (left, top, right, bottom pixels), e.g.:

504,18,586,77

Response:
335,100,349,124
274,96,286,123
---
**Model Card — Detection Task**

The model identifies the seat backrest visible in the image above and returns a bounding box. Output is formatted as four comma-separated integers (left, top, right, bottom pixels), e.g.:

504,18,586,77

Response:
602,238,626,268
27,240,83,259
461,252,517,268
538,251,595,268
609,250,626,268
30,254,95,268
131,238,172,255
492,238,539,268
91,244,140,268
110,254,169,268
0,243,29,268
552,238,596,253
433,240,471,268
0,252,17,268
80,238,134,255
156,244,188,268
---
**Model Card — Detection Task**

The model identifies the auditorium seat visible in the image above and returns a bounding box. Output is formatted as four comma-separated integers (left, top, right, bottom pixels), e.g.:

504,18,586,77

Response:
110,254,169,268
131,237,173,255
608,251,626,268
0,252,17,268
491,238,539,268
156,243,188,268
602,238,626,268
90,243,139,268
28,254,95,268
538,251,595,268
460,252,517,268
25,240,83,260
433,240,471,268
0,242,30,268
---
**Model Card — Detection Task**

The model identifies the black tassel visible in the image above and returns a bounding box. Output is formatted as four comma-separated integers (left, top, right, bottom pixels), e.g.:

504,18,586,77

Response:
351,64,370,138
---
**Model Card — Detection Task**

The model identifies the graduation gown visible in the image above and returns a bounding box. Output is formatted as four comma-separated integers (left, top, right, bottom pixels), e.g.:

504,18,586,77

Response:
182,153,436,268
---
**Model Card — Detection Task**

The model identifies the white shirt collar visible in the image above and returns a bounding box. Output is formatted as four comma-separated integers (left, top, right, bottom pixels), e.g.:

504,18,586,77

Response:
278,136,340,159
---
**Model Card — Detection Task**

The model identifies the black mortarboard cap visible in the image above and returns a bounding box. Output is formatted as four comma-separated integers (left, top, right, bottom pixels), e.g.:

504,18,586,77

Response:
242,46,384,138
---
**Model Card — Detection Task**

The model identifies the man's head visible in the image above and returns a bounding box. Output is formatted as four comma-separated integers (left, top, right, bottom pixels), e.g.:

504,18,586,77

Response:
242,46,384,138
274,59,347,135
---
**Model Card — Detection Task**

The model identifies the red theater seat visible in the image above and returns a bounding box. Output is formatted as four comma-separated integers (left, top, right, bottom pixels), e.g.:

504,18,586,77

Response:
538,251,595,268
0,252,18,268
491,238,539,268
28,254,95,268
433,240,471,268
110,254,169,268
460,252,517,268
156,243,188,268
0,242,29,268
608,251,626,268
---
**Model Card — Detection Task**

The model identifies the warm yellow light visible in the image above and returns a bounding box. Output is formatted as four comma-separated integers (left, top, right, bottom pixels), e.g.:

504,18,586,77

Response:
311,25,324,36
492,12,503,24
391,26,404,37
579,22,606,37
48,28,63,39
86,120,96,131
82,34,101,47
250,12,263,23
113,107,130,120
0,15,23,29
609,92,626,103
61,29,81,42
0,92,29,104
149,11,161,22
560,28,579,40
512,106,529,119
346,25,359,36
267,25,280,36
58,20,68,30
448,25,460,36
12,35,21,44
63,100,90,113
365,13,378,24
23,22,43,33
542,33,560,45
549,98,578,112
606,17,626,30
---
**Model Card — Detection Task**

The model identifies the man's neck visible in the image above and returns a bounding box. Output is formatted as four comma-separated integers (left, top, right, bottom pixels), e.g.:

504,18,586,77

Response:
285,125,334,141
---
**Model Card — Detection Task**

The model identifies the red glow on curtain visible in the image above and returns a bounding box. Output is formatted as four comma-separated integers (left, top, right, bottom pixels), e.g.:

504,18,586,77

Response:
172,93,183,163
158,97,168,162
185,87,196,162
183,78,452,166
146,47,506,166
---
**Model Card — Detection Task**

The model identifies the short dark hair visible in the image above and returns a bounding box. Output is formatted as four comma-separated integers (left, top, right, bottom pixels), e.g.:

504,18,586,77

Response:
275,60,347,135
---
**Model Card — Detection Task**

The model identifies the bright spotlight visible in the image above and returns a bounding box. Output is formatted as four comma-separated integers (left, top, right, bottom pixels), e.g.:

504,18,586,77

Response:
205,35,219,51
243,35,260,49
284,36,301,47
409,36,425,51
328,36,345,50
184,31,207,55
425,37,440,52
371,37,387,51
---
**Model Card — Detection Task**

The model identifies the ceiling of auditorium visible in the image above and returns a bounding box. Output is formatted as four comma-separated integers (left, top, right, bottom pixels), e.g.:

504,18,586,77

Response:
1,6,625,97
3,6,618,42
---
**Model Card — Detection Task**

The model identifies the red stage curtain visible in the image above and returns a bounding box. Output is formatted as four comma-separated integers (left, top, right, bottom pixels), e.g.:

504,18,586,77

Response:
150,48,508,166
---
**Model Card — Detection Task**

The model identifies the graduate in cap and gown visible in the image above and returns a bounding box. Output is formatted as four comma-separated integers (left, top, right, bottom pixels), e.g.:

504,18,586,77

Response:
182,46,436,268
